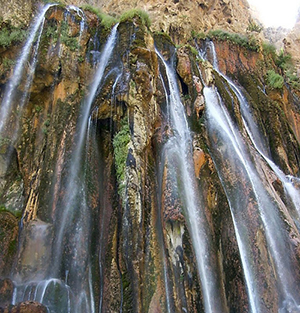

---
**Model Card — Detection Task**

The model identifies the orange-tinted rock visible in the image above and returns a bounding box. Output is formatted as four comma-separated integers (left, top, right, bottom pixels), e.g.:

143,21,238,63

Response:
177,48,192,85
193,148,206,179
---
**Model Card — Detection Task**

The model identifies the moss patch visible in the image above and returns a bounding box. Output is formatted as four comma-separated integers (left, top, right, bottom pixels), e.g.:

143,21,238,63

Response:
113,118,131,196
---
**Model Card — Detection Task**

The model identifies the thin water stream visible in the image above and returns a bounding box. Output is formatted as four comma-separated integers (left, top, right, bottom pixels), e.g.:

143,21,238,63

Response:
0,3,55,135
203,41,300,312
156,48,227,313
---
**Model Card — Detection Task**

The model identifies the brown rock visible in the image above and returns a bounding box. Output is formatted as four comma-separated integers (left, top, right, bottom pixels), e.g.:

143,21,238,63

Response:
0,279,13,308
3,301,47,313
177,48,192,85
193,148,206,178
0,212,18,277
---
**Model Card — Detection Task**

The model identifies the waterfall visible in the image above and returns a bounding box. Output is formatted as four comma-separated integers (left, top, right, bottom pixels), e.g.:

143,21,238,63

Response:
11,23,119,313
208,41,300,216
156,49,227,313
51,22,118,310
0,3,55,136
203,41,300,312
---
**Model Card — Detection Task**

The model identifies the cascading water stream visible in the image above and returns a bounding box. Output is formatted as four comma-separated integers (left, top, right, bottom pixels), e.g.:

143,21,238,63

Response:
66,5,86,40
0,3,55,135
202,40,300,310
208,41,300,216
202,42,300,309
156,48,227,313
53,23,119,269
51,24,118,311
204,83,300,311
12,23,119,313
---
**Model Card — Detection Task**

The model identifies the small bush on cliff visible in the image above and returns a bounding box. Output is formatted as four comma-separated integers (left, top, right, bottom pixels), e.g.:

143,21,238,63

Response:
262,42,276,58
275,50,292,71
247,20,262,33
120,9,151,28
59,20,79,51
82,5,117,29
208,29,259,51
191,30,206,40
113,119,131,195
0,23,27,47
267,70,284,89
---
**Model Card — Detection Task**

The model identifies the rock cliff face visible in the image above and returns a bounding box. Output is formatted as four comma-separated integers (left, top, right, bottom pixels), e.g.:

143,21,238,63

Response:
0,2,300,313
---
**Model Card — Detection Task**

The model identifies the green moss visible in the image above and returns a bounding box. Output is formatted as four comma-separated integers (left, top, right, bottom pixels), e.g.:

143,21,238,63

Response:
99,13,118,29
267,70,284,89
44,20,59,44
120,9,151,29
81,5,118,29
2,57,16,70
59,20,79,51
113,118,131,196
0,205,22,219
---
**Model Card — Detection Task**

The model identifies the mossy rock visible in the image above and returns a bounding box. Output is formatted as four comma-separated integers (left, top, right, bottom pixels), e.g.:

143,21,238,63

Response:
153,32,175,62
0,211,18,277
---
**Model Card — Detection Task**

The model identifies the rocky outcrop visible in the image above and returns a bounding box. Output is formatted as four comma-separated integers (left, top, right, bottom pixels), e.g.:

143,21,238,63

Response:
0,301,47,313
98,0,252,43
0,0,35,27
284,13,300,75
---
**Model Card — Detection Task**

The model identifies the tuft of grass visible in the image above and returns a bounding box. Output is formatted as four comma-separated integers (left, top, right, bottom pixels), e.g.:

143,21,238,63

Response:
191,30,206,40
82,4,118,29
267,70,284,89
119,9,151,28
208,29,259,51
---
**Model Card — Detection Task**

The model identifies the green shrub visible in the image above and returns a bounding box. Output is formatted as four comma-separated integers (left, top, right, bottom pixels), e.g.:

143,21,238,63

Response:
285,69,300,90
2,57,15,70
120,9,151,28
262,42,276,58
275,50,292,70
0,24,27,47
59,20,79,51
247,20,263,33
45,22,59,43
267,70,284,89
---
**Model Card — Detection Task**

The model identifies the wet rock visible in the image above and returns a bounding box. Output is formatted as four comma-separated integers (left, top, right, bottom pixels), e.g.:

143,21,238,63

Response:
0,212,18,277
2,301,47,313
177,48,192,85
14,219,53,283
0,278,13,308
